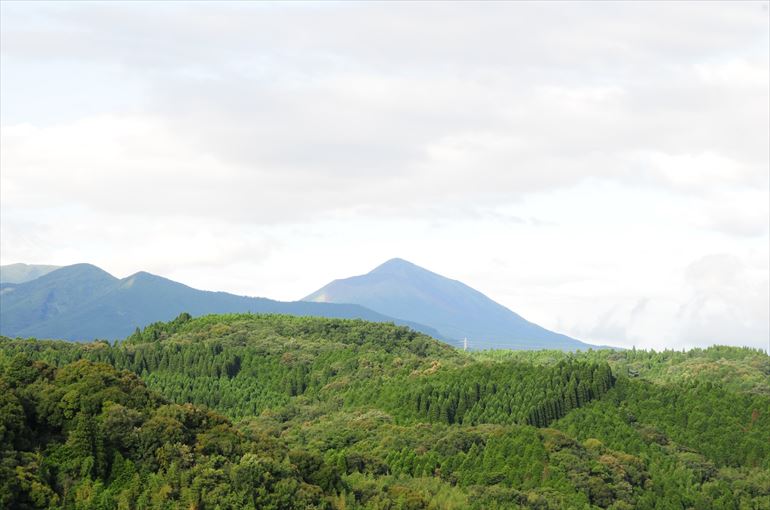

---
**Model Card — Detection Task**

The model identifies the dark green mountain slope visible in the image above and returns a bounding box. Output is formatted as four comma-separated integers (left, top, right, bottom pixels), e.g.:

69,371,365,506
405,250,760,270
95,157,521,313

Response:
0,264,443,341
2,314,767,509
304,258,590,350
0,356,328,509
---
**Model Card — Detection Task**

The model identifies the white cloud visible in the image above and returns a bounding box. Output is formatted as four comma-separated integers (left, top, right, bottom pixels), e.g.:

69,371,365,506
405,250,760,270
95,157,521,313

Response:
677,254,770,347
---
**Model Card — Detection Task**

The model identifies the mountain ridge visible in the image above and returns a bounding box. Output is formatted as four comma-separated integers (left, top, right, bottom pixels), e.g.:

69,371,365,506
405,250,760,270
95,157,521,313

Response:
2,258,594,350
0,262,61,284
0,263,445,342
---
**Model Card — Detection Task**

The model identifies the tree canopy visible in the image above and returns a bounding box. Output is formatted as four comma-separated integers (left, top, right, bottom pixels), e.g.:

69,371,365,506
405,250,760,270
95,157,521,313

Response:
1,313,768,509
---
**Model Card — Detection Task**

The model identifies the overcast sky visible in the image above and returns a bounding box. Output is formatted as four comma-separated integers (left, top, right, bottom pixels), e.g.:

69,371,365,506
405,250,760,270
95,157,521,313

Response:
1,1,768,351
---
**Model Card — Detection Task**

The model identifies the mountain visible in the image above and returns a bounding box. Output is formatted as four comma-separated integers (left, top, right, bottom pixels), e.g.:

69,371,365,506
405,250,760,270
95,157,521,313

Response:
304,257,591,350
0,263,443,341
0,263,60,284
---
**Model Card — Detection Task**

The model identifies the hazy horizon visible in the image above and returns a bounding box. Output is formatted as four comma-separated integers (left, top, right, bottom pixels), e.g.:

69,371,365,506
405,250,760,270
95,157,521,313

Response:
1,1,768,351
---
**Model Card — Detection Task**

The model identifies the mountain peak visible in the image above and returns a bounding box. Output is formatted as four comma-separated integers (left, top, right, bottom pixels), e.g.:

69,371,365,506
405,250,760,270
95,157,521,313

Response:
305,259,591,351
369,258,431,276
47,263,117,282
124,270,158,281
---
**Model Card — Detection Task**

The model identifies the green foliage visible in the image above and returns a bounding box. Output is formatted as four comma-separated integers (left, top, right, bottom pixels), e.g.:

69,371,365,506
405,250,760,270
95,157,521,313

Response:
0,355,324,509
2,313,769,509
353,358,614,428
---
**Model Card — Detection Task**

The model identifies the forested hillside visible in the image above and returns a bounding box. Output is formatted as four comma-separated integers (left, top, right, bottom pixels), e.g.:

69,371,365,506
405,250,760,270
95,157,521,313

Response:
1,314,769,509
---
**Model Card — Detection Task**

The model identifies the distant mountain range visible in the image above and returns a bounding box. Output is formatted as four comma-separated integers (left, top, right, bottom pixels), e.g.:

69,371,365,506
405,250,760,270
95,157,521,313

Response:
304,258,591,350
0,263,442,342
0,263,60,284
0,259,593,350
